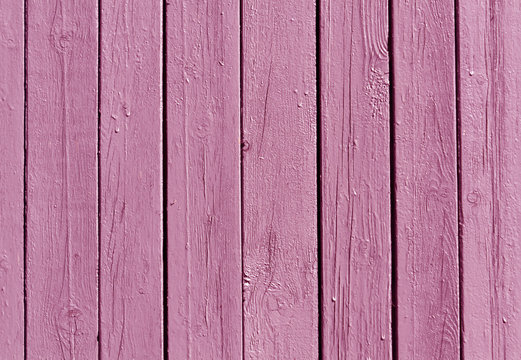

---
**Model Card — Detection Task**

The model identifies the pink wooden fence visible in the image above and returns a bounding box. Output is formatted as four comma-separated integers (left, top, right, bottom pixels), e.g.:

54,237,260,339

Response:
1,0,519,358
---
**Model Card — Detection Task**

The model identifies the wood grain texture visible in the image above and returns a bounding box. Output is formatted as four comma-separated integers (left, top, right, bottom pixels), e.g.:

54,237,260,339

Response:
166,0,242,358
26,0,98,358
242,0,318,358
0,0,24,357
392,0,460,358
320,0,391,358
99,0,163,358
459,0,521,358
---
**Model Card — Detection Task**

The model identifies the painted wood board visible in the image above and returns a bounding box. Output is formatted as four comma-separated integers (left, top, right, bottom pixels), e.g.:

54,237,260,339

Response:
459,0,521,357
242,0,318,358
165,0,242,358
0,0,24,357
320,0,391,358
99,0,163,358
392,0,460,358
26,0,99,358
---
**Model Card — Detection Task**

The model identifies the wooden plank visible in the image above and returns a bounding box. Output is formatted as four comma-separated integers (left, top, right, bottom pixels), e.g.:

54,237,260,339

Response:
392,1,460,358
320,0,391,358
165,0,242,358
99,0,163,358
242,0,318,358
459,1,521,357
0,0,24,357
26,0,99,358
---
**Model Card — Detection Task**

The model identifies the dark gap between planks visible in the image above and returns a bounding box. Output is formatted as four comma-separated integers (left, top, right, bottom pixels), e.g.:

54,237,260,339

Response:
23,0,28,358
454,0,464,357
96,0,102,356
315,0,324,358
239,0,246,356
162,0,169,358
388,0,399,358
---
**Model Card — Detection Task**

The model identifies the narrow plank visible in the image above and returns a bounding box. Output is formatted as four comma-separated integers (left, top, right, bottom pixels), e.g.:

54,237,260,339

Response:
166,0,242,358
26,0,98,358
242,0,318,358
320,0,391,358
99,0,163,358
459,1,521,357
0,0,24,357
392,1,460,358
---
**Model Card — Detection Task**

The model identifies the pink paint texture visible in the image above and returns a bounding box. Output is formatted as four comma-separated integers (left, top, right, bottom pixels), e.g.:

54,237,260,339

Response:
3,0,521,358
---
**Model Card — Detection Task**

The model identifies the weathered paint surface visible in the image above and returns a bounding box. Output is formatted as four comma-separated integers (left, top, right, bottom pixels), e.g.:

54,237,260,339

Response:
0,0,24,357
8,0,521,358
459,0,521,358
26,0,99,358
166,0,242,358
242,0,318,358
393,0,460,358
99,0,163,358
320,0,391,358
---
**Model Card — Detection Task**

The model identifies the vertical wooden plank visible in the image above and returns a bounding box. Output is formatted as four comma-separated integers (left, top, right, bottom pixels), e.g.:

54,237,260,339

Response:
166,0,242,358
459,0,521,357
393,1,460,358
242,0,318,358
320,0,391,358
26,0,98,358
0,0,24,356
99,0,163,358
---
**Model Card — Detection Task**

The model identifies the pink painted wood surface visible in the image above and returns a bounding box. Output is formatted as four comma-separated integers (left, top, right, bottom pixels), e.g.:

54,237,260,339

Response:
26,0,99,358
166,0,242,358
320,0,391,358
393,0,460,358
459,0,521,357
18,2,521,358
99,0,163,358
0,0,24,357
242,0,318,358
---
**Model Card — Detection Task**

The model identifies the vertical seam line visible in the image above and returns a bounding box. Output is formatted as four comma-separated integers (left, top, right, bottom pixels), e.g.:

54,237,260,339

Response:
454,0,464,358
389,0,398,358
239,0,245,357
162,1,169,359
97,0,102,357
23,0,28,358
316,0,323,358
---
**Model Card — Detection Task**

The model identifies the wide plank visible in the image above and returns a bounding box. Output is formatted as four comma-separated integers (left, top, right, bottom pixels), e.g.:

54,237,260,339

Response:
459,0,521,357
165,0,242,358
392,0,460,358
26,0,99,358
242,0,318,358
99,0,163,358
0,0,24,357
320,0,391,358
